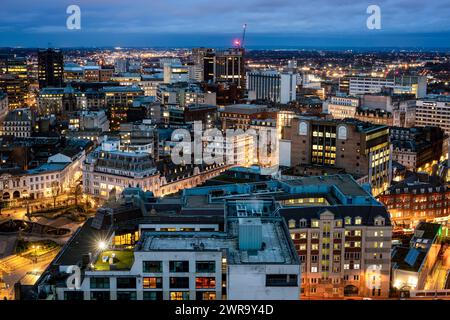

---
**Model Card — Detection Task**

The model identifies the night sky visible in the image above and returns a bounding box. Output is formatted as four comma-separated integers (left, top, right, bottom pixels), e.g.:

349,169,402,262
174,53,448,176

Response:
0,0,449,48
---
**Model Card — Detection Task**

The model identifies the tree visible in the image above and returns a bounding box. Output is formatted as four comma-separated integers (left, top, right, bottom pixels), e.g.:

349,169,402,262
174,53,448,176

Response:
73,182,82,207
50,181,60,208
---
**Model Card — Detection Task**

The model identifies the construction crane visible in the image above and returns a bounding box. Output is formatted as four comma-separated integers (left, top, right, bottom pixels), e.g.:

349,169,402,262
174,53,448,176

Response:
233,24,247,49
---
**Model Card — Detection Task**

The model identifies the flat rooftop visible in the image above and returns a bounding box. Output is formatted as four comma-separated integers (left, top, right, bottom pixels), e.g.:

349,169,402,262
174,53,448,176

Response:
281,175,369,197
140,219,297,265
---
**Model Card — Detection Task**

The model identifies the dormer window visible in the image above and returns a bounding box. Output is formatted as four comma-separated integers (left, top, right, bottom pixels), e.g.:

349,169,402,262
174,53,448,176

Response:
335,219,342,228
344,216,352,225
299,219,307,228
288,219,296,229
355,217,362,225
374,216,385,226
311,220,319,228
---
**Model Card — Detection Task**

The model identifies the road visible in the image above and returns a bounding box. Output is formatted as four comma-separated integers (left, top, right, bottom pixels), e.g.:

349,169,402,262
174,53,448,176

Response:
0,254,56,300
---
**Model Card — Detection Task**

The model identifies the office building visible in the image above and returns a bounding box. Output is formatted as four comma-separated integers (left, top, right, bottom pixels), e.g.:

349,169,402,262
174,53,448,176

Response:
215,48,245,89
246,70,297,104
36,188,300,301
340,76,427,98
0,74,27,109
416,95,450,135
219,104,277,131
283,117,392,196
390,126,444,172
101,86,144,130
163,63,189,84
325,94,360,119
38,49,64,89
37,86,86,116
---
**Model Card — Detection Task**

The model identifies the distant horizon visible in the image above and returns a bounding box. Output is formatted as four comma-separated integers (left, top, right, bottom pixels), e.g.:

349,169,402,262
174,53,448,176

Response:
1,32,450,52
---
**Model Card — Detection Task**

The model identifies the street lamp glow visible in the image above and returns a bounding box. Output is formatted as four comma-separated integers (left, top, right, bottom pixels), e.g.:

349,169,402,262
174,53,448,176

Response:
97,241,107,250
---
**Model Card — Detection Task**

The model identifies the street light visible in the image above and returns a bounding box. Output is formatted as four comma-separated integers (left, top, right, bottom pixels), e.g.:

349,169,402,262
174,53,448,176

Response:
97,241,107,251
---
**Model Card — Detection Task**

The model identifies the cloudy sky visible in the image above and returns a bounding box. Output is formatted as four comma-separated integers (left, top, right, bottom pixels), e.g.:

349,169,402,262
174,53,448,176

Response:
0,0,449,48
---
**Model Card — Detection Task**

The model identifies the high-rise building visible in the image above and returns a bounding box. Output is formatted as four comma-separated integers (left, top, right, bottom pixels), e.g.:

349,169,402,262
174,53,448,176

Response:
190,48,214,82
215,48,245,89
38,49,64,89
246,70,297,104
203,50,216,83
0,74,27,109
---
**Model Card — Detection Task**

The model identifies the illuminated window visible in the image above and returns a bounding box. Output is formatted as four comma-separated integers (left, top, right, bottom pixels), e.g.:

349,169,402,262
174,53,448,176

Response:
311,266,318,273
288,219,296,228
196,292,216,300
344,217,352,225
355,217,362,225
143,277,162,289
170,291,189,300
196,277,216,289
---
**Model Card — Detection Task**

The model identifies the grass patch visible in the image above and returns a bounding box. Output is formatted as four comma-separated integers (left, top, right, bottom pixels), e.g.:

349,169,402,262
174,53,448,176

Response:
94,250,134,271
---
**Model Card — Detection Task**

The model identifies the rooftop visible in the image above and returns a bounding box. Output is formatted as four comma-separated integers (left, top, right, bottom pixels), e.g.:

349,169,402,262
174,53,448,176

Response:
139,218,297,265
